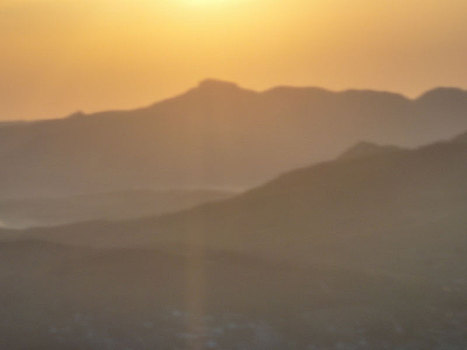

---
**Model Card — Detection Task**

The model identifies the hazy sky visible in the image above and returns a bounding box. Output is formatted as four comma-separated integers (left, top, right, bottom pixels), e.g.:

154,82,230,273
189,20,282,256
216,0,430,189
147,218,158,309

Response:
1,0,466,120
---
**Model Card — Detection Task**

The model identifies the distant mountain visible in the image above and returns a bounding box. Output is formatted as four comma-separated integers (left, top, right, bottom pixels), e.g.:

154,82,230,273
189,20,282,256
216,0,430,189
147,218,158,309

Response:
1,80,467,198
0,189,234,228
337,141,404,160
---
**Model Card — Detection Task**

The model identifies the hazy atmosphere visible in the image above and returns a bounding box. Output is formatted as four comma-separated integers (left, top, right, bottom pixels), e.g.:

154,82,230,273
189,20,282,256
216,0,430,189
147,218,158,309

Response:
1,1,467,349
1,0,467,120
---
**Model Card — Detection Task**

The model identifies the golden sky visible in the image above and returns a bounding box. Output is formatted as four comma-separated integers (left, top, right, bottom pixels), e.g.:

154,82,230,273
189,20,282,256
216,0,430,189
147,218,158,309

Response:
1,0,466,120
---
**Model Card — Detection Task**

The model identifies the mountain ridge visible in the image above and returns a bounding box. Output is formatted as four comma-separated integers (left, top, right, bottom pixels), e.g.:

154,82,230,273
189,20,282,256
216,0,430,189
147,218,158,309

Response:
68,84,467,122
337,141,405,161
1,80,467,198
12,81,467,123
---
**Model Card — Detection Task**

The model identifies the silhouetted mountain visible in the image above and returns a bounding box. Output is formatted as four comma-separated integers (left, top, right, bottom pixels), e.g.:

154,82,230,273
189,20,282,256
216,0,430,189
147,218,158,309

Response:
0,189,234,228
337,141,404,160
1,81,467,198
416,87,467,109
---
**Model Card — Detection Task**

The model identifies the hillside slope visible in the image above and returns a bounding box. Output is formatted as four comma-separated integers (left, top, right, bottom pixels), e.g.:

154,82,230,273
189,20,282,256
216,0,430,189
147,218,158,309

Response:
16,131,467,289
2,132,467,348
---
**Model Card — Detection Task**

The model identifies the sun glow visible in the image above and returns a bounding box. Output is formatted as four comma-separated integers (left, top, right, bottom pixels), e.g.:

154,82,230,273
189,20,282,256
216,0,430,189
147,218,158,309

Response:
187,0,229,4
184,0,240,8
1,0,467,120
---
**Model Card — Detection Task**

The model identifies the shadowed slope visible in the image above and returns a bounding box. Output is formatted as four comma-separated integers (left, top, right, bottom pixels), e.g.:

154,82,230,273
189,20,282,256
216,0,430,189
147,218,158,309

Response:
14,132,467,290
1,132,467,348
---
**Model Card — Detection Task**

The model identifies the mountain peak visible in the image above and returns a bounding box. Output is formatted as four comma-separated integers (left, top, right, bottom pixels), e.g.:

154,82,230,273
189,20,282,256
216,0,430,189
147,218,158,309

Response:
181,79,256,100
67,110,86,119
338,141,403,161
197,79,241,91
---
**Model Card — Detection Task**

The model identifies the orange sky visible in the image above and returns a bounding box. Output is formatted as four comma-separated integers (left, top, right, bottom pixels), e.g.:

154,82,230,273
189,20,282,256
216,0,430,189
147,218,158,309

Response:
1,0,466,120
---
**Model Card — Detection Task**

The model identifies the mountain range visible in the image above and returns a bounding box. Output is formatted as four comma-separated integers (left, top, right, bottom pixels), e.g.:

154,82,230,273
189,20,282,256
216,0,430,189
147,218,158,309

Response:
1,80,467,348
1,130,466,348
1,80,467,198
15,130,466,284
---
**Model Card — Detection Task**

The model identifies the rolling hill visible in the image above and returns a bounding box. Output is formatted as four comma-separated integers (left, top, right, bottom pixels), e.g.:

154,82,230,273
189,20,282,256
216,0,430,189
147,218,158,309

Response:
1,131,467,348
7,130,465,288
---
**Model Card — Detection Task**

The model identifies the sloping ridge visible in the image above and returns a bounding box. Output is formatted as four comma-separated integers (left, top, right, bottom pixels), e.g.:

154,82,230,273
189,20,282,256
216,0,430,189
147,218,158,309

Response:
18,131,467,290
